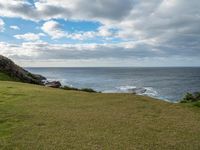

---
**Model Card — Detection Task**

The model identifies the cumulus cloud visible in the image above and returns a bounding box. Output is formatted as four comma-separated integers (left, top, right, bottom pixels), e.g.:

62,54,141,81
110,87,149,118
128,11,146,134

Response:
0,0,200,66
117,0,200,42
0,18,5,32
14,33,45,41
41,20,65,39
10,25,20,30
41,20,115,40
1,0,199,41
0,0,133,22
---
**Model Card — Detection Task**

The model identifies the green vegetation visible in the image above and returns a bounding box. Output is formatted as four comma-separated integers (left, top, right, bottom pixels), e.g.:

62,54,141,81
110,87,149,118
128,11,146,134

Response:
61,85,97,93
80,88,97,93
0,72,16,81
0,81,200,149
27,72,36,79
180,92,200,107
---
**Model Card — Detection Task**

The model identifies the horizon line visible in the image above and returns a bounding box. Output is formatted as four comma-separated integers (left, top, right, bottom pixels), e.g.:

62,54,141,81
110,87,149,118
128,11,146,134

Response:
25,66,200,68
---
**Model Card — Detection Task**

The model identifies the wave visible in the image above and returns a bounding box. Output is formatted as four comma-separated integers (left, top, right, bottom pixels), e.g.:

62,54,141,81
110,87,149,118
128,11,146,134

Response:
103,85,158,97
46,76,159,98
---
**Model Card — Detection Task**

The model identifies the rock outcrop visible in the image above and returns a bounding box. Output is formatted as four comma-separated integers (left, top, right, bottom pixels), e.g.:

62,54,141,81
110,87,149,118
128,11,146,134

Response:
45,81,62,88
0,55,46,85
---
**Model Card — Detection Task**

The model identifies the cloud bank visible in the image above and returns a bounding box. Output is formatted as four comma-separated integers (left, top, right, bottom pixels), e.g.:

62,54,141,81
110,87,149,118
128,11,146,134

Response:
0,0,200,66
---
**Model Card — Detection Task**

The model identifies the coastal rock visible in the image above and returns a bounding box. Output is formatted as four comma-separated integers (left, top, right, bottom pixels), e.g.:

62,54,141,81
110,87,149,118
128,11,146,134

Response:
0,55,46,85
45,81,62,88
131,87,147,94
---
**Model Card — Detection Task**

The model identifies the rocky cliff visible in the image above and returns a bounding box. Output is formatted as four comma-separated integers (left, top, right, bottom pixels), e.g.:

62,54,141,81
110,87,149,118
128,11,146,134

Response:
0,55,46,85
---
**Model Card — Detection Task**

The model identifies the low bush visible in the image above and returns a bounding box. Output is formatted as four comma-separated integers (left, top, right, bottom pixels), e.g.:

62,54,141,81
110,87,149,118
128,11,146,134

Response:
180,92,200,104
61,86,79,91
80,88,96,93
61,86,97,93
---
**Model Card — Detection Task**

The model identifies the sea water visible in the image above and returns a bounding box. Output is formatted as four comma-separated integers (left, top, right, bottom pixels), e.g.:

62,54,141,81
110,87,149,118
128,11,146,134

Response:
27,67,200,102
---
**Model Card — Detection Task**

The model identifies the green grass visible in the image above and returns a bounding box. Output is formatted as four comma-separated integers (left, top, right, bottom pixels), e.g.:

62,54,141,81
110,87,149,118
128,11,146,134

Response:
0,81,200,149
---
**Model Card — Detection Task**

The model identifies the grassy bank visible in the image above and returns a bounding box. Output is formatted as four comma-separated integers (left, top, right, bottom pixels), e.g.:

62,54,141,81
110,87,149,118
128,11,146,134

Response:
0,81,200,149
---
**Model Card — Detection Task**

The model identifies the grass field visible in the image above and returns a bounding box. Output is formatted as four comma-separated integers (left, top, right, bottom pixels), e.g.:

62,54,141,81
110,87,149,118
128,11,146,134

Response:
0,80,200,149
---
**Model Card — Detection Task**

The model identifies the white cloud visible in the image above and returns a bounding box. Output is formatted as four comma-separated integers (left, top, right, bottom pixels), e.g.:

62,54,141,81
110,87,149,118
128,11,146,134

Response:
98,26,113,37
1,0,199,43
0,0,133,22
41,20,96,40
0,42,38,58
41,20,65,39
0,40,199,61
14,33,45,41
0,18,5,32
0,41,199,67
0,0,200,66
41,20,115,40
10,25,20,30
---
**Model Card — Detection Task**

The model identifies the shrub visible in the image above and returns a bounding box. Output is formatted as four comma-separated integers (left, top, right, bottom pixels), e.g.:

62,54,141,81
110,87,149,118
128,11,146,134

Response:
80,88,96,93
180,92,200,103
182,93,195,102
61,86,97,93
61,86,79,91
194,92,200,100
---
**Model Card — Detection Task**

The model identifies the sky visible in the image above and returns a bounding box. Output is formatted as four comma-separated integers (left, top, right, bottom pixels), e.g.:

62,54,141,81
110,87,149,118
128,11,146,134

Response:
0,0,200,67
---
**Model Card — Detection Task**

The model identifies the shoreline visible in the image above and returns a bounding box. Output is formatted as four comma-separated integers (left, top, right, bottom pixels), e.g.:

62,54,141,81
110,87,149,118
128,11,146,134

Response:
43,77,177,103
27,67,199,103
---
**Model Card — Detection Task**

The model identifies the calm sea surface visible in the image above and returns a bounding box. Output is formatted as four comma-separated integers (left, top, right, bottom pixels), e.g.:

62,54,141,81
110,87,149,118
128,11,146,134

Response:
27,67,200,102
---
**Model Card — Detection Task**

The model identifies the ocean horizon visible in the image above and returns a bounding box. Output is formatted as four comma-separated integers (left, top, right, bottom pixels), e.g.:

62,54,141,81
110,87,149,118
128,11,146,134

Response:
27,67,200,102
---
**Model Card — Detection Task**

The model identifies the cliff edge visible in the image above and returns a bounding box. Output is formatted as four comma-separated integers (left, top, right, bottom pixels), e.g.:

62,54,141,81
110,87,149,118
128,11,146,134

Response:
0,55,46,85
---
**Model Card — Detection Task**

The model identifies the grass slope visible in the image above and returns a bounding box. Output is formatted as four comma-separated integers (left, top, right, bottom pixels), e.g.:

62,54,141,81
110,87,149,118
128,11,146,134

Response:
0,81,200,149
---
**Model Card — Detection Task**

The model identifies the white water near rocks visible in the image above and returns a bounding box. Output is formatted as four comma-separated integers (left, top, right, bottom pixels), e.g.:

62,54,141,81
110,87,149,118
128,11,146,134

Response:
27,67,200,102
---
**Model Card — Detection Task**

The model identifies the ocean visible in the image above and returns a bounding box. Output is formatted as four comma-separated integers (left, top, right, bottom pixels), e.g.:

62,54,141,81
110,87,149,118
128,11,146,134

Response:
27,67,200,102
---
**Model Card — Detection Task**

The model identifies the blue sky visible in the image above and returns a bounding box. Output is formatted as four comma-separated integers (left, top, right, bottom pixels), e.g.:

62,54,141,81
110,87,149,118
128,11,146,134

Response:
0,0,200,67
